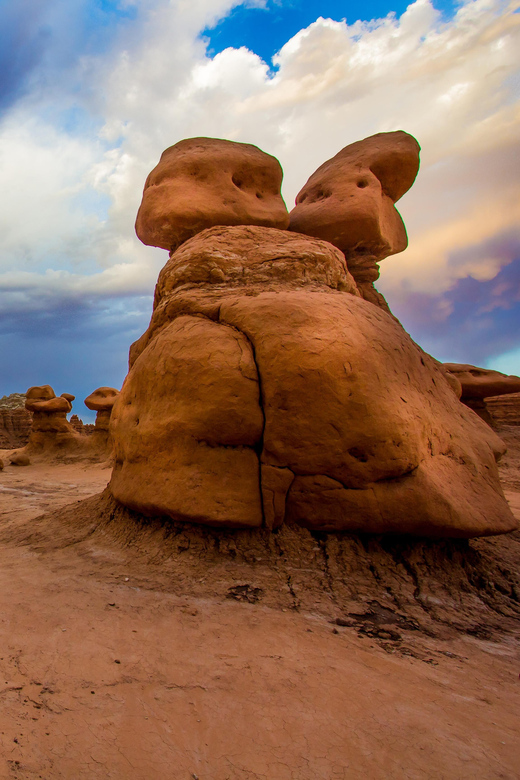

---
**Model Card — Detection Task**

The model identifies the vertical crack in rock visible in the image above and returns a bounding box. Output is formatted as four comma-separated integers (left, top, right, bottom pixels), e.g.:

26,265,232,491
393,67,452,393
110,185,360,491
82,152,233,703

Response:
217,316,269,529
217,315,296,530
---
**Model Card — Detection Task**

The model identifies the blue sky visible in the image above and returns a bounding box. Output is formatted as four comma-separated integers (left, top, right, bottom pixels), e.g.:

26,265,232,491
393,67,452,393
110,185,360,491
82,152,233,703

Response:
203,0,458,62
0,0,518,421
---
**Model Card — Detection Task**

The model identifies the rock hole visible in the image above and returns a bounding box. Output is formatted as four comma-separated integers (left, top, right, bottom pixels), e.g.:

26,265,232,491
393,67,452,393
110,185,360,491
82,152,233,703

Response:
232,175,243,189
357,179,369,188
349,447,369,462
313,189,330,201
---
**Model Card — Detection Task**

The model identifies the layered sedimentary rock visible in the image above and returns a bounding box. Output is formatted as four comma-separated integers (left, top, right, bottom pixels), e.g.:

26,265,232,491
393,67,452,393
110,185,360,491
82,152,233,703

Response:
288,131,420,312
444,364,520,426
487,392,520,427
69,414,85,434
0,394,32,448
135,137,289,252
24,385,81,452
84,387,119,452
110,224,515,538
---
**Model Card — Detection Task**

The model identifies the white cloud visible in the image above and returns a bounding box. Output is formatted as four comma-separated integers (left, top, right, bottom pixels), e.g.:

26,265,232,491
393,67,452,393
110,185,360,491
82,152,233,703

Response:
0,0,518,320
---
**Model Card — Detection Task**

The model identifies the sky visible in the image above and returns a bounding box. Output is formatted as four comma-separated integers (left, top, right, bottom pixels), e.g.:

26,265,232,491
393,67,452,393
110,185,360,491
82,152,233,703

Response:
0,0,519,421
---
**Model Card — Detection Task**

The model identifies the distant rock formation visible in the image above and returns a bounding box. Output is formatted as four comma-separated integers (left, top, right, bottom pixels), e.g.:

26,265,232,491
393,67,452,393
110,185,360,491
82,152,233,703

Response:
24,385,81,452
84,387,119,452
0,394,32,448
135,137,290,252
288,131,420,312
443,364,520,426
69,414,85,434
107,137,516,539
0,392,27,409
487,392,520,427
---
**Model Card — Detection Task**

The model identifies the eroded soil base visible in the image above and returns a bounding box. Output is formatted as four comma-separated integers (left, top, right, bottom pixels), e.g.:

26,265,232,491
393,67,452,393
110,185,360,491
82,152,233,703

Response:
0,429,519,779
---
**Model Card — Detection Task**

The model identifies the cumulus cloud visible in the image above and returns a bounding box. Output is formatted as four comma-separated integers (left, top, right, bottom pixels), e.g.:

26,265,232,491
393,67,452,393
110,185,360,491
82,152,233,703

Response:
0,0,519,401
91,0,520,297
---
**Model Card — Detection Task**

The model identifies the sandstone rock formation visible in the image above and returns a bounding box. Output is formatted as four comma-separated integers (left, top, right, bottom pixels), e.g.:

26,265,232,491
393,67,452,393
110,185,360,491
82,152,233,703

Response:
10,453,30,466
135,138,290,252
69,414,85,434
110,221,515,538
84,387,119,452
288,131,420,312
444,364,520,426
0,394,32,448
24,385,81,452
487,392,520,427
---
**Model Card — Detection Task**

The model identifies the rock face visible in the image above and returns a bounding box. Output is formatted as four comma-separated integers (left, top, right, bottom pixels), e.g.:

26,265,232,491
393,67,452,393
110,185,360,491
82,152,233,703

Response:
110,224,515,538
444,364,520,426
0,394,32,448
24,385,80,452
488,392,520,427
10,453,30,466
69,414,85,434
84,387,120,451
288,131,420,311
135,138,290,252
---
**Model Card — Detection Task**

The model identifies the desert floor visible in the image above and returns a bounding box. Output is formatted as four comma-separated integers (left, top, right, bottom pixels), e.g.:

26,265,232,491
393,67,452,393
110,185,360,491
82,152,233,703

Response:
0,435,519,780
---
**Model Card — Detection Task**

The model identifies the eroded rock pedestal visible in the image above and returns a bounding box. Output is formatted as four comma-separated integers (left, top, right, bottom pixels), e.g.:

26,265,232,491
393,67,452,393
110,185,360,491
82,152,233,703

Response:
84,387,119,455
288,131,420,313
109,226,515,538
24,385,81,453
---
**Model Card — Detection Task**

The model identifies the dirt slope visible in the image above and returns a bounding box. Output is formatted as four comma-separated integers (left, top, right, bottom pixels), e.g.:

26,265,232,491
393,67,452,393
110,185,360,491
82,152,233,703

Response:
0,424,519,779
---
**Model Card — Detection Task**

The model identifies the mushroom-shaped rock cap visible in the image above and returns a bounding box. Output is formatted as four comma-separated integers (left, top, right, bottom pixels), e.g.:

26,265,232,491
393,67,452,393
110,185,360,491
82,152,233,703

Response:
288,131,420,267
135,137,290,252
26,385,55,403
443,364,520,401
25,385,71,413
84,387,120,412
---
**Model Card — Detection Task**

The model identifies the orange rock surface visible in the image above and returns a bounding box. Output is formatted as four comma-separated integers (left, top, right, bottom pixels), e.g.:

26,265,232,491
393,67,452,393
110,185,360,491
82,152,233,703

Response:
135,137,289,252
443,363,520,401
23,385,80,452
110,225,515,537
288,131,420,310
444,364,520,426
84,386,120,454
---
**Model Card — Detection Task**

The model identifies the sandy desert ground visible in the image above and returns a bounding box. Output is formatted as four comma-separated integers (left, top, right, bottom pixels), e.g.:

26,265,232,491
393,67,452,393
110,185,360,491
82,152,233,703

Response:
0,427,519,780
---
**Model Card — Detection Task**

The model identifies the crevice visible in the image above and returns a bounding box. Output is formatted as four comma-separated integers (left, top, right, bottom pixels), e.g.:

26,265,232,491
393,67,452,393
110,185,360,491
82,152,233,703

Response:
215,313,268,528
286,575,301,610
309,531,335,596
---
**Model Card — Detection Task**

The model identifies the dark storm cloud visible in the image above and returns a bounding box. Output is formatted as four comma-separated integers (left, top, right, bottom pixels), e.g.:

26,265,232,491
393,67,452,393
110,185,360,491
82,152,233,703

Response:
387,250,520,367
0,0,137,116
0,289,152,415
0,1,50,112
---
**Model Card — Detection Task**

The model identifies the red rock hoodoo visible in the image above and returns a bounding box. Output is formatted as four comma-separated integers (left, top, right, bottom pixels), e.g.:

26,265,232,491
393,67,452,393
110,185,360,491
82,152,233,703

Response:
84,387,120,453
289,131,420,311
109,136,516,538
135,137,290,253
108,135,516,538
23,385,81,452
